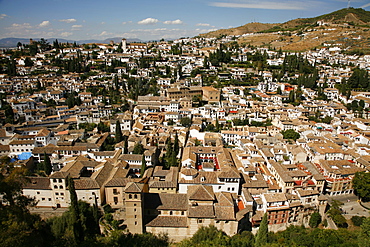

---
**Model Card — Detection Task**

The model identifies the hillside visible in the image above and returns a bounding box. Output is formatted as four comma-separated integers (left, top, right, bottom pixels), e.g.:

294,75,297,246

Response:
199,22,275,38
200,8,370,52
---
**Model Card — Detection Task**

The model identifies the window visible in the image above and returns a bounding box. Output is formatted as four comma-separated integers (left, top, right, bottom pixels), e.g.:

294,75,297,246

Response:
37,191,40,195
197,219,203,223
59,185,63,189
170,211,173,215
54,185,58,189
55,192,59,196
42,198,45,201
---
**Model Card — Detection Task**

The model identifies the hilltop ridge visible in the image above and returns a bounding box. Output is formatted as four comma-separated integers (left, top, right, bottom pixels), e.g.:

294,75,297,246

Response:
200,8,370,52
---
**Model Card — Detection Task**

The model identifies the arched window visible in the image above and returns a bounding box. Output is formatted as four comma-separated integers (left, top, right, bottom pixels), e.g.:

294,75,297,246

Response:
54,185,57,189
129,194,132,199
59,185,63,189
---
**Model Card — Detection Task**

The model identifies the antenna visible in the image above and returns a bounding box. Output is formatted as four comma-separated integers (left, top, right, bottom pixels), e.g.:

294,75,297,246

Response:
347,0,350,9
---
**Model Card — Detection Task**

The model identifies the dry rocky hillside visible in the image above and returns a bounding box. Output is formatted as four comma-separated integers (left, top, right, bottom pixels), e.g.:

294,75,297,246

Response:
200,8,370,53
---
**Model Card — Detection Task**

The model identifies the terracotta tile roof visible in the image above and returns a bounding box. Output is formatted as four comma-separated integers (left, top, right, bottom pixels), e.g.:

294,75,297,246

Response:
105,177,135,187
263,193,287,202
49,171,69,179
10,140,34,145
91,161,113,186
0,129,7,138
214,205,235,220
179,171,220,185
145,193,187,211
36,128,50,137
188,185,215,201
0,144,10,151
218,168,240,178
188,205,215,218
145,216,187,227
296,189,320,197
23,177,50,190
74,178,100,189
125,182,144,193
32,144,57,154
215,192,234,206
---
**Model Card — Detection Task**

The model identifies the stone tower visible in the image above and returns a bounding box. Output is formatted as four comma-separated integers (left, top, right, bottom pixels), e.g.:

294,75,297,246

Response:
124,182,145,234
121,38,127,53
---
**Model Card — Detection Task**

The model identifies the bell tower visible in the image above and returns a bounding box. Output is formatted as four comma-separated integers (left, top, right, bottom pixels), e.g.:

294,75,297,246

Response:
124,182,144,234
122,38,127,53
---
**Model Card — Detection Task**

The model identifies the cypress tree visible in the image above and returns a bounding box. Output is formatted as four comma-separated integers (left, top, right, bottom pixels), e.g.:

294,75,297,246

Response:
123,137,128,154
115,120,123,143
174,132,179,156
255,213,268,246
140,154,146,177
43,151,52,175
68,177,83,242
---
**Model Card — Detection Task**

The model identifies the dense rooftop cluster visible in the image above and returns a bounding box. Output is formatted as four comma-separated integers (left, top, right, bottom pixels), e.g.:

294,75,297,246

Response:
0,34,370,242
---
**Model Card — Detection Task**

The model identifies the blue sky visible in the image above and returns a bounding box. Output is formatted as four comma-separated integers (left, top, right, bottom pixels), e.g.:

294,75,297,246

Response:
0,0,369,41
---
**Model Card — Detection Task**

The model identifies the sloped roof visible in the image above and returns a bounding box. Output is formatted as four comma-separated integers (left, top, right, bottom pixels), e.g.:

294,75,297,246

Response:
188,205,215,218
125,182,144,193
188,185,215,201
144,193,188,211
74,178,100,190
23,177,50,190
145,216,187,227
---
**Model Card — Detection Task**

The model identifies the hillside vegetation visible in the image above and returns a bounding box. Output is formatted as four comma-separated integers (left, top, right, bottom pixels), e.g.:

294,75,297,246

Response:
200,8,370,53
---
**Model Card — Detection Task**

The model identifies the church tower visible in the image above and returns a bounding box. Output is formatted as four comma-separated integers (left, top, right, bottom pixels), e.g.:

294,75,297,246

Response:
122,38,127,53
125,182,145,234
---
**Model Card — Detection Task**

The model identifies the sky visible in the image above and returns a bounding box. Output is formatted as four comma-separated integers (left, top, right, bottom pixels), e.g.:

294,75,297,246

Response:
0,0,369,41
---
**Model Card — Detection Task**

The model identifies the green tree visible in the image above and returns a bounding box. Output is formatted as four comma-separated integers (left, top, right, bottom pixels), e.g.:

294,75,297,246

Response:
230,231,254,247
67,177,83,243
359,216,370,246
123,137,128,154
177,225,230,247
24,57,34,67
43,151,52,175
173,132,179,156
281,129,300,141
353,171,370,201
351,216,366,226
133,142,144,155
97,121,109,133
255,213,268,246
327,200,347,228
309,211,322,228
180,117,192,127
140,155,146,177
0,165,50,247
